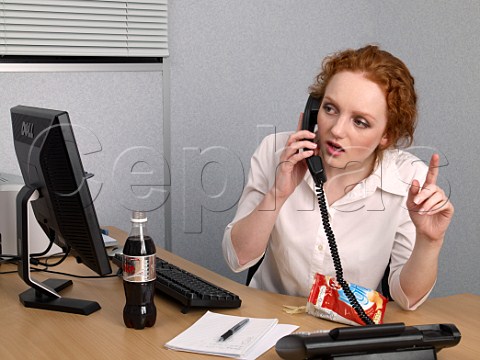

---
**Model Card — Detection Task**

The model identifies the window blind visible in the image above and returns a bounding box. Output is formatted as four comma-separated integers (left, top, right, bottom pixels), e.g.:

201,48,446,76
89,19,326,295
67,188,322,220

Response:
0,0,168,58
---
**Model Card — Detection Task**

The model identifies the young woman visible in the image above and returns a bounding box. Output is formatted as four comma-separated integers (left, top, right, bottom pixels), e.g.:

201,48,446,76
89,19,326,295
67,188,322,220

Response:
222,45,454,310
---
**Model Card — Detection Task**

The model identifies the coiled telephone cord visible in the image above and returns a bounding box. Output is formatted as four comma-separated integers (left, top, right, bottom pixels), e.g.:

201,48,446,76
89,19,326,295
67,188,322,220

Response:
315,184,375,325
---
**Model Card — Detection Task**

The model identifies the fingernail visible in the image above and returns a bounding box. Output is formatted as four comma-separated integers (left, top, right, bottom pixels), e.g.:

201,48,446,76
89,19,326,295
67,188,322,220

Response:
413,196,421,205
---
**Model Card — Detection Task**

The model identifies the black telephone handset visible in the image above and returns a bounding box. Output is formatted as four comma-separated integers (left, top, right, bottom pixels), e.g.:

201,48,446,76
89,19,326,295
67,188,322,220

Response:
302,95,375,326
302,96,327,186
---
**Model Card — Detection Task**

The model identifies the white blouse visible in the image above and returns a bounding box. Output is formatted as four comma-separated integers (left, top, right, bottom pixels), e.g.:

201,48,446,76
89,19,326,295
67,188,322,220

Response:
223,132,433,310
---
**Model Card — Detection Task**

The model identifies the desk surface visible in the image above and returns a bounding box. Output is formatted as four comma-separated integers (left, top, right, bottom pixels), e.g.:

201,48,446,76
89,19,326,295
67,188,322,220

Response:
0,226,478,359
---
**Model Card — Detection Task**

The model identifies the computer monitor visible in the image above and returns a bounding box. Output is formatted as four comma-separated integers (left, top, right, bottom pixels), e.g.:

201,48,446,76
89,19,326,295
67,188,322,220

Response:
11,105,112,315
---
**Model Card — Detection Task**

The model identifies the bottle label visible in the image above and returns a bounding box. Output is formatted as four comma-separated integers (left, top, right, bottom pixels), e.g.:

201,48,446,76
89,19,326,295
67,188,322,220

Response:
122,254,156,282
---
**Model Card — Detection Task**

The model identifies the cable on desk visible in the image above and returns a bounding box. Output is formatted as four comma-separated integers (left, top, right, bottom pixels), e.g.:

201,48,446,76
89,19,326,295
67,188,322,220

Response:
0,238,59,265
0,251,118,279
0,254,20,261
0,269,18,275
29,267,118,279
0,264,117,278
30,246,71,267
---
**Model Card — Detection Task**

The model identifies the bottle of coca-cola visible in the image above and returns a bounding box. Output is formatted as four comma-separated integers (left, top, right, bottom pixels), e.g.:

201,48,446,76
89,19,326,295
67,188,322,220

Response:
122,211,157,329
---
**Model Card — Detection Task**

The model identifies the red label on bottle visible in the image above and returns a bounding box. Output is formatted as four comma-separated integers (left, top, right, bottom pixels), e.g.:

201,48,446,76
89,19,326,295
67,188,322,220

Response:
122,254,156,282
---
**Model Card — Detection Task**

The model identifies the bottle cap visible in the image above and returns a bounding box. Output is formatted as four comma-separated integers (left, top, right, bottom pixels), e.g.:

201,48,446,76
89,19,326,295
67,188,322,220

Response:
131,211,147,223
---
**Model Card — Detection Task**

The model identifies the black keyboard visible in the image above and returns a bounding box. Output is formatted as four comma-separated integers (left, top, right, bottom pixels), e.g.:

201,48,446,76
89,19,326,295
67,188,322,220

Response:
113,253,242,313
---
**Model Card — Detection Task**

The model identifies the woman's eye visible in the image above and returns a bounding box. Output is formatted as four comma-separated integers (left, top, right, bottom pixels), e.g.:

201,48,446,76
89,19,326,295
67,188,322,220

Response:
354,118,369,128
323,103,336,114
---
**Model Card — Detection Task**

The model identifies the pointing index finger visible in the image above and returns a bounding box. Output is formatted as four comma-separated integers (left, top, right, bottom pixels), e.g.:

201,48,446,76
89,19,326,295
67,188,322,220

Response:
424,153,440,185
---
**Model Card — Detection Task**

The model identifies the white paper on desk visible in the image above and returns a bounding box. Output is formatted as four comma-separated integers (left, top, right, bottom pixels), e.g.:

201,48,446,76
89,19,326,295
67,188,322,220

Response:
165,311,297,359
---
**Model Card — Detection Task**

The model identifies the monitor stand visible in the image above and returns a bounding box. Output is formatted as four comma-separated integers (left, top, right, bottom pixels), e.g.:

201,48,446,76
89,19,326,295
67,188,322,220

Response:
16,186,101,315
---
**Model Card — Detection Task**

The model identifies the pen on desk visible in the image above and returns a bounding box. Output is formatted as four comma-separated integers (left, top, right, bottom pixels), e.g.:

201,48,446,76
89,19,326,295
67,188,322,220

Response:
218,318,250,341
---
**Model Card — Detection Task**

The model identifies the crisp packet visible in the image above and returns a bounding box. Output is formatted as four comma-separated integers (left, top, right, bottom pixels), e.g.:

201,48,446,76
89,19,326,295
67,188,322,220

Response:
306,273,387,326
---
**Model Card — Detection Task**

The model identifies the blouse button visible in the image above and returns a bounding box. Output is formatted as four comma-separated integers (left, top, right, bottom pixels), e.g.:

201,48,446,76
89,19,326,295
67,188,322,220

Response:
317,244,323,251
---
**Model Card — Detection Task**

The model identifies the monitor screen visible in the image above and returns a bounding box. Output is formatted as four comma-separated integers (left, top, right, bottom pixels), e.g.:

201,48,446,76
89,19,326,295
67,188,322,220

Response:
11,105,112,315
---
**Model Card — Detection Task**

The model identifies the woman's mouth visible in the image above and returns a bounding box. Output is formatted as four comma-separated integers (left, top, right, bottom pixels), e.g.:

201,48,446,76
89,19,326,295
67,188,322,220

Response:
326,141,345,156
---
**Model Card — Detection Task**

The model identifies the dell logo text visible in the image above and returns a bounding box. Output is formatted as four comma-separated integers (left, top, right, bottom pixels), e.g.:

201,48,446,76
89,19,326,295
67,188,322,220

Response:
21,121,34,139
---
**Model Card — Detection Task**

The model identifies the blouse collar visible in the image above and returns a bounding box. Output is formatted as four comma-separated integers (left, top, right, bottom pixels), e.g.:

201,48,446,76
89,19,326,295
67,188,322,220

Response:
304,149,411,199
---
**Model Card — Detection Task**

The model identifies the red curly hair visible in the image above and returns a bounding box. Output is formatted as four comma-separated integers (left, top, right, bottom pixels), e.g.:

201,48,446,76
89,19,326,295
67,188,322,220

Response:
309,45,417,149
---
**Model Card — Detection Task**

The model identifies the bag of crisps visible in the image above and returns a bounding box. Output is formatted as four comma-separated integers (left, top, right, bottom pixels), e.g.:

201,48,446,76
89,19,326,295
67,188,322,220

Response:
306,273,387,326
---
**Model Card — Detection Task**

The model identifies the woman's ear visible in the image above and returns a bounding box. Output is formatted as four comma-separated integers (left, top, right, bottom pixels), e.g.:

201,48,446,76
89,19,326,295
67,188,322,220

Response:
379,133,390,150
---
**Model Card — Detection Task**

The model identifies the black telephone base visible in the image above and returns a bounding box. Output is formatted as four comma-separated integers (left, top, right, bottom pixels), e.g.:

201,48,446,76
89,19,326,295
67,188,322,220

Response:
325,347,437,360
